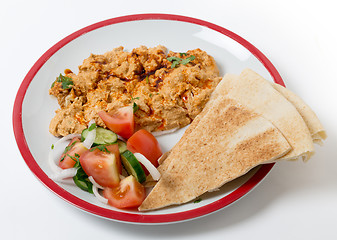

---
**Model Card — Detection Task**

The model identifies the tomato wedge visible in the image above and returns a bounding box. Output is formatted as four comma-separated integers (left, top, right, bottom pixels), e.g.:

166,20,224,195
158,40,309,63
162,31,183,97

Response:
79,144,121,188
59,137,87,169
127,129,162,169
103,175,146,209
98,106,134,139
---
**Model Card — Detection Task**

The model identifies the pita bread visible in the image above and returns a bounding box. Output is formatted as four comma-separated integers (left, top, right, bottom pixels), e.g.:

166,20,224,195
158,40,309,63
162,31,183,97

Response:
219,69,314,161
139,98,291,211
271,83,326,145
148,74,239,179
155,70,316,178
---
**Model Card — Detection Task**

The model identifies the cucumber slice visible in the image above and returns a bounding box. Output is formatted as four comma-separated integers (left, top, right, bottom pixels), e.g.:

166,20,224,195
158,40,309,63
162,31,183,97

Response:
81,127,117,145
117,140,127,154
73,167,93,193
121,150,146,183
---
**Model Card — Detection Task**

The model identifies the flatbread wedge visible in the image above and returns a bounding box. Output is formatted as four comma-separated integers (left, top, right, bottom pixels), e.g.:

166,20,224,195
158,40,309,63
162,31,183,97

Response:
151,70,317,183
219,69,314,161
148,74,239,180
271,83,326,145
139,98,291,211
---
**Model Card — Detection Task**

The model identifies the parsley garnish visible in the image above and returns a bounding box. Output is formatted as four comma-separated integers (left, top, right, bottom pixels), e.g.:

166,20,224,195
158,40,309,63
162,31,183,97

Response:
51,144,54,150
63,141,77,154
60,141,77,162
51,74,74,89
131,96,140,113
167,57,181,68
180,56,195,65
145,75,149,84
67,153,80,163
133,102,139,113
179,52,187,57
167,55,195,68
89,144,111,153
194,198,202,203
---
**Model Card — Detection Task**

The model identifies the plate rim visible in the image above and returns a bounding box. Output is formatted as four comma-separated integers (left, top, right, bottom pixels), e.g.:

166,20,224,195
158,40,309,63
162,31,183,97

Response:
13,13,283,224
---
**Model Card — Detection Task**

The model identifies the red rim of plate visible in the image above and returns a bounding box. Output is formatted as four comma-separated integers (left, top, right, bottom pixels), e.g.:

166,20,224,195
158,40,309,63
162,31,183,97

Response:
13,13,284,224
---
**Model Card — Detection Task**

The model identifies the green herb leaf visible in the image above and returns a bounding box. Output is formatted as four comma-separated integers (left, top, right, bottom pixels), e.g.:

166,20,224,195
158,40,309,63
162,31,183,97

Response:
180,52,187,57
194,198,202,203
63,141,77,154
181,55,196,65
180,58,190,65
89,144,111,153
167,55,195,68
56,74,74,89
131,96,140,113
73,158,81,168
167,56,181,68
187,55,195,61
67,154,79,163
60,141,77,162
145,75,149,84
51,144,54,150
171,61,180,68
88,123,96,131
133,102,139,113
167,56,180,62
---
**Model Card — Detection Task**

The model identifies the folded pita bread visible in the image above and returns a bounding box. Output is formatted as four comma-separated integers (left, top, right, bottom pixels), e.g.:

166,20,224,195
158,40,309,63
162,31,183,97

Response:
219,69,314,161
271,83,326,145
154,70,317,178
139,98,291,211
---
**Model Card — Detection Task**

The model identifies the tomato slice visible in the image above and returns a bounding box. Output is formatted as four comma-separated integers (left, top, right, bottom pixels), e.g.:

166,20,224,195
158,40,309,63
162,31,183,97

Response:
106,144,122,174
127,129,162,170
103,175,146,209
98,106,134,139
59,137,87,169
79,144,121,188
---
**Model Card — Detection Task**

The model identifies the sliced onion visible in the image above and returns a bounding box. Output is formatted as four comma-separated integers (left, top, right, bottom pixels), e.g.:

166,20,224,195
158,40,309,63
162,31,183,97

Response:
88,176,108,204
50,168,78,181
88,176,104,189
92,185,108,204
134,153,161,181
151,128,178,137
48,148,62,173
53,133,81,148
82,120,96,149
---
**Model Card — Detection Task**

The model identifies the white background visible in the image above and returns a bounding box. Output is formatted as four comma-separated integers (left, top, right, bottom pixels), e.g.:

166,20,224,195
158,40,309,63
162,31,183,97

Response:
1,0,337,239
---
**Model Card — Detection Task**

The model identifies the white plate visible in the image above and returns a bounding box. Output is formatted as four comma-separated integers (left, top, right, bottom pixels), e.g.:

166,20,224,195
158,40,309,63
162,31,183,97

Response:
13,14,284,224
